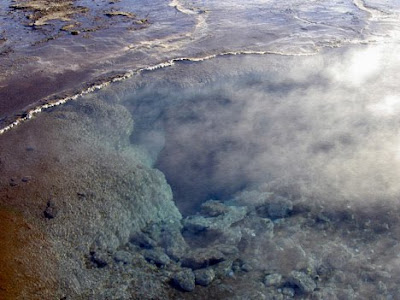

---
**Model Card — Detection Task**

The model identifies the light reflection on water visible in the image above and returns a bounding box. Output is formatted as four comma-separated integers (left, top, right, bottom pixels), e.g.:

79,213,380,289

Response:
72,44,400,298
111,45,400,215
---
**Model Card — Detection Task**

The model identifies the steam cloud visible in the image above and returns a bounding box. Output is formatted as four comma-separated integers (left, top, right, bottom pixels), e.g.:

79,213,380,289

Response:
118,44,400,214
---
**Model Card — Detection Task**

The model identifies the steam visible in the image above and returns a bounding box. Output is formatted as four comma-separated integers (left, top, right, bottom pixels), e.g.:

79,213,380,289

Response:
117,44,400,214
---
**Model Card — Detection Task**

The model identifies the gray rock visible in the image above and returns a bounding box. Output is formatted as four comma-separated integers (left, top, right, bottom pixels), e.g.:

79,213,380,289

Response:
240,216,274,240
231,190,274,208
130,232,157,249
183,215,211,233
201,200,230,217
142,221,188,260
221,227,243,245
90,251,108,268
282,287,295,297
264,273,282,287
143,248,171,266
183,205,247,233
214,244,239,257
267,196,293,219
21,176,32,182
92,233,120,252
44,200,58,219
159,223,189,260
181,248,225,269
241,263,253,272
114,250,132,265
173,269,196,292
214,260,234,278
288,271,316,294
194,268,216,286
9,178,17,186
232,259,242,273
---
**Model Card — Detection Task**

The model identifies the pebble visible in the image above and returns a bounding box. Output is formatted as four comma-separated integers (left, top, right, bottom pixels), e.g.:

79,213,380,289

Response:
282,287,295,297
213,260,234,278
44,200,58,219
264,273,282,287
173,269,196,292
142,248,171,266
90,251,108,268
114,250,132,265
288,271,316,294
241,263,253,272
201,200,229,217
181,248,225,269
194,268,215,286
21,176,31,182
130,232,157,249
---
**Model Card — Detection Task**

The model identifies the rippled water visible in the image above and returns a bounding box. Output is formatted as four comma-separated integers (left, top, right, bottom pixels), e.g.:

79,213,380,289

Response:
1,0,400,129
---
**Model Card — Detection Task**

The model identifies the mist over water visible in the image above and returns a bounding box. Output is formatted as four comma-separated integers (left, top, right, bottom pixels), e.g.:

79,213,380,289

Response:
111,44,400,215
2,0,400,297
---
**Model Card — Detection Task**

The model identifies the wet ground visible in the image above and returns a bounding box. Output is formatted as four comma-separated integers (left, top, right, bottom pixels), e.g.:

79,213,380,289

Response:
1,0,399,130
1,0,400,299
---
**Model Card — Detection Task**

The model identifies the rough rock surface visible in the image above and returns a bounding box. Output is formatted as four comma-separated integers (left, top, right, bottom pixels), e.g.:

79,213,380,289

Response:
0,97,182,298
173,269,196,292
264,273,282,287
194,268,216,286
288,271,317,294
3,88,400,300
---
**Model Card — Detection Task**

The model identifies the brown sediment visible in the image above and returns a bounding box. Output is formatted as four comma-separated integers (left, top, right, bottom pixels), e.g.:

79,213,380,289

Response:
10,0,89,27
0,207,57,300
0,0,152,127
0,66,95,121
104,10,136,18
0,121,59,299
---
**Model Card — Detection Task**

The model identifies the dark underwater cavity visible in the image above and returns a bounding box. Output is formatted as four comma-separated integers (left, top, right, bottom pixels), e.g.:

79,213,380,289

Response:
127,88,248,215
123,72,315,216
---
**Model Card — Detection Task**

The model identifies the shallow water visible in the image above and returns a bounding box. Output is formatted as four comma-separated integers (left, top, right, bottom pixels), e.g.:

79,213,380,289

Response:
1,0,399,127
22,43,400,298
1,0,400,299
98,45,400,215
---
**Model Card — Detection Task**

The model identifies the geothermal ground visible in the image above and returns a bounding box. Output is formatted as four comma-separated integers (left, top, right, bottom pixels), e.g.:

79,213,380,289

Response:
1,0,400,299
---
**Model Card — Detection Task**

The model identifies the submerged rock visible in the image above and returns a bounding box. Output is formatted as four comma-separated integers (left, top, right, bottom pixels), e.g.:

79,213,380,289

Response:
183,205,247,233
288,271,316,294
90,251,108,268
172,269,196,292
142,248,171,267
201,200,230,217
114,251,132,265
194,268,216,286
282,287,295,297
257,196,293,220
141,221,189,260
213,260,234,278
264,273,282,287
181,248,225,269
44,199,58,219
130,232,158,249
